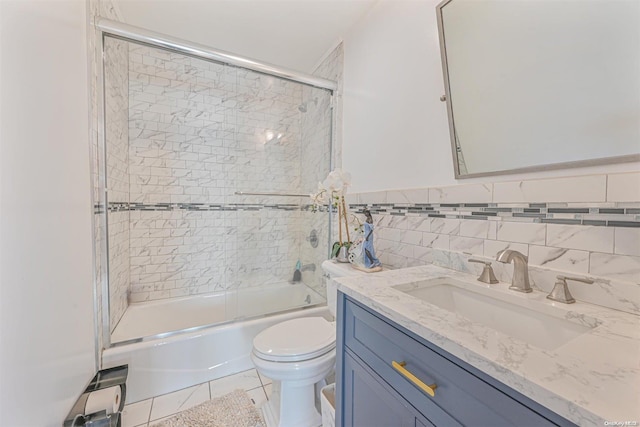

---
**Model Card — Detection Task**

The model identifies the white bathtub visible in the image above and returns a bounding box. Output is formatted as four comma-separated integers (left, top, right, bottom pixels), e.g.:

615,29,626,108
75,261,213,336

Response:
102,284,330,403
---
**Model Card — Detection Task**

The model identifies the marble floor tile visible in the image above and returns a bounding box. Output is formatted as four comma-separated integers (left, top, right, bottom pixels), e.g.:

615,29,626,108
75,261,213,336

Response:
257,371,272,386
149,382,210,421
148,415,173,426
264,383,273,401
209,368,262,398
118,369,289,426
247,386,268,407
121,398,152,427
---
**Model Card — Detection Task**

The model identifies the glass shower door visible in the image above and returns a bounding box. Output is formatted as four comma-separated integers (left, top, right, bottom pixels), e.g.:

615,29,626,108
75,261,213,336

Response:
229,70,333,320
101,32,335,345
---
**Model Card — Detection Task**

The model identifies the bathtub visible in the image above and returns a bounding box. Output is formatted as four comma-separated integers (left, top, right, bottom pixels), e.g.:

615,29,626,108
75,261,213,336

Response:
102,283,330,404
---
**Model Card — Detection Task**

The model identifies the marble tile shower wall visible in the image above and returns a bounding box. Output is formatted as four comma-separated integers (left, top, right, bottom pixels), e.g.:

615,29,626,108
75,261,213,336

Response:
312,43,344,173
126,44,311,302
299,44,344,296
128,44,303,204
128,209,303,301
349,172,640,314
104,36,130,330
89,0,122,350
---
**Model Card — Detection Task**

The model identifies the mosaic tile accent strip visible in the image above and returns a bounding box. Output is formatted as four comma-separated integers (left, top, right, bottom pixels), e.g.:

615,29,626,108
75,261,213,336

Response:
103,202,328,213
350,203,640,227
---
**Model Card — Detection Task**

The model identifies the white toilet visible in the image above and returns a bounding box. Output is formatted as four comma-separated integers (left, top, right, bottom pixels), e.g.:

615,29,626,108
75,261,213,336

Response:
251,260,364,427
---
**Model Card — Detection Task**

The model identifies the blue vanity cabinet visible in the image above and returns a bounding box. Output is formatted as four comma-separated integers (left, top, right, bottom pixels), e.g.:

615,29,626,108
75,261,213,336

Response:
343,350,434,427
335,292,576,427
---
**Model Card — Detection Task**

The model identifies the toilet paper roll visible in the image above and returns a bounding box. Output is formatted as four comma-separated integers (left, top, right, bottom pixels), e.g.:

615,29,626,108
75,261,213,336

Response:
84,386,122,415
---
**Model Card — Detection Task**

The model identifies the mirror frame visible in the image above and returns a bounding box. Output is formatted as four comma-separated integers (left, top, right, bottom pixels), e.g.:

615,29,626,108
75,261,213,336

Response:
436,0,640,179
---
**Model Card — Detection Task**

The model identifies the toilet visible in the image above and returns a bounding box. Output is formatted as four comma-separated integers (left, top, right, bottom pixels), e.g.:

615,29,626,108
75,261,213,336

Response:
251,260,365,427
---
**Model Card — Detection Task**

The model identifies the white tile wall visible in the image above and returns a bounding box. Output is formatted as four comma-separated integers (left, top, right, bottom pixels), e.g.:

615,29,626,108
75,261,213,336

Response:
121,43,335,303
430,218,460,235
589,252,640,283
314,43,344,170
101,10,131,331
528,246,590,275
449,236,485,255
92,0,339,341
90,0,129,351
614,227,640,256
607,171,640,202
108,211,130,328
546,224,614,253
429,183,492,203
386,188,429,205
459,219,490,239
496,222,546,245
493,175,607,203
353,172,640,314
422,232,450,250
128,45,303,205
299,44,342,297
483,240,529,259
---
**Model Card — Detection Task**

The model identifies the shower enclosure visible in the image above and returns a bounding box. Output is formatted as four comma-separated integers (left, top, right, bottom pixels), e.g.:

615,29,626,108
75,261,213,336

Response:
95,20,335,348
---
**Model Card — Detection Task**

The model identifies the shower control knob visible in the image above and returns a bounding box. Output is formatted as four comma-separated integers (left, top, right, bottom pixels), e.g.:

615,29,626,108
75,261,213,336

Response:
306,229,319,248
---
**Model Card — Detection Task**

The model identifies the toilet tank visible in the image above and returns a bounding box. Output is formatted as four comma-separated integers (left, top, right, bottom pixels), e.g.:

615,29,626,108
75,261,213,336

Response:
321,260,366,318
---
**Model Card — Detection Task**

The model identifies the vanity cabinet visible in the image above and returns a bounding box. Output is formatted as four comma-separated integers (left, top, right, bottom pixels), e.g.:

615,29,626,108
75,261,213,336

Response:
343,352,434,427
335,293,576,427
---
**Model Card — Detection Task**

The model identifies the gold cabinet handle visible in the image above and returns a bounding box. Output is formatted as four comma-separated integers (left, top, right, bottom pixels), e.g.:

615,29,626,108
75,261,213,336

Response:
392,361,437,397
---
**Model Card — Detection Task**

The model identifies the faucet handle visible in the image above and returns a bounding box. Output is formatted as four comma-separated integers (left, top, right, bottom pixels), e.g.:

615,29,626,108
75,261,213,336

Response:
468,258,499,284
547,275,594,304
557,275,594,285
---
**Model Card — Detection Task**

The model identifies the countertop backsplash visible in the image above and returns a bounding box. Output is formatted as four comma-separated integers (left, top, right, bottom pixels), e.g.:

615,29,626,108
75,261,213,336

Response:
347,171,640,315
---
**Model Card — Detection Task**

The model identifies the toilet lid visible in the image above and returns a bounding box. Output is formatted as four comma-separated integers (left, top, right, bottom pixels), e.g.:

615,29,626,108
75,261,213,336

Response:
253,317,336,362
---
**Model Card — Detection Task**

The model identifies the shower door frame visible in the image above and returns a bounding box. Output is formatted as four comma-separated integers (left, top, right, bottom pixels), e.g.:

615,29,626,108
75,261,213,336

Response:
95,19,338,350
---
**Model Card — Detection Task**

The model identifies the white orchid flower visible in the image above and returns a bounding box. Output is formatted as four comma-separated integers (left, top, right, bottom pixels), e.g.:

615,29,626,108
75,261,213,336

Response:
322,172,341,193
321,169,351,195
310,169,352,213
309,169,354,246
340,170,352,188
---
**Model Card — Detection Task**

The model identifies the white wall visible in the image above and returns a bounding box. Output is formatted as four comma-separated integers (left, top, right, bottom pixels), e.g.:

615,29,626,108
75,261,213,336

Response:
342,0,640,193
0,1,96,425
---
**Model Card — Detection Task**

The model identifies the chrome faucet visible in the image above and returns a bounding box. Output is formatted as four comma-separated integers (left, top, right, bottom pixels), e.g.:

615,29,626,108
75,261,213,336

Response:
496,250,532,293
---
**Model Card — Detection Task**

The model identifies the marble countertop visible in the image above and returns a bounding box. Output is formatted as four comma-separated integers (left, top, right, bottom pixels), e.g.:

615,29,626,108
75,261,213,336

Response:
333,264,640,427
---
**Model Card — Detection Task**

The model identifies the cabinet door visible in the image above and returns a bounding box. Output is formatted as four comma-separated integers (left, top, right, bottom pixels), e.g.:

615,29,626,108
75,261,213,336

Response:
343,351,433,427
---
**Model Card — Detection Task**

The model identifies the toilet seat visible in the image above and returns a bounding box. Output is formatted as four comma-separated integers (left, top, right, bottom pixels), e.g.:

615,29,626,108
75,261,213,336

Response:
253,317,336,362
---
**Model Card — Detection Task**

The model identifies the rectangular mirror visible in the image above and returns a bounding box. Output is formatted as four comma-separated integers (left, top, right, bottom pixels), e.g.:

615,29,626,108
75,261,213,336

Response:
437,0,640,178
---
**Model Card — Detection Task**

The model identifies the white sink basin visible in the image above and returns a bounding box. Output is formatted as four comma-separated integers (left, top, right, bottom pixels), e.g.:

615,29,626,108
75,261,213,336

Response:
393,277,599,351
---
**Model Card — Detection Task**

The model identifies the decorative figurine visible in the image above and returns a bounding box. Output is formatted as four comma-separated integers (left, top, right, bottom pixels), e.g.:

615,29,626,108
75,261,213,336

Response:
348,208,382,273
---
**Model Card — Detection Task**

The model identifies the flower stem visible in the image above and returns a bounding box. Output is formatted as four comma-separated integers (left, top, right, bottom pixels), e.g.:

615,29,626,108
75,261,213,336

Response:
342,196,351,243
338,201,343,245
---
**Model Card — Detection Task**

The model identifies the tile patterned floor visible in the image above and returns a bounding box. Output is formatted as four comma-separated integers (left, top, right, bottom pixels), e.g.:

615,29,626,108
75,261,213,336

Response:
121,368,272,427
